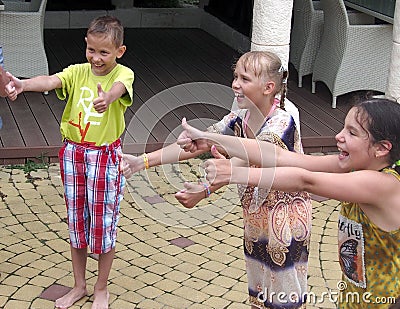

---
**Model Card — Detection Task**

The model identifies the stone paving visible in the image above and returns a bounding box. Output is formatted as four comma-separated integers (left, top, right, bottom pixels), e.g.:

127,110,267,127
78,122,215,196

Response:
0,159,341,309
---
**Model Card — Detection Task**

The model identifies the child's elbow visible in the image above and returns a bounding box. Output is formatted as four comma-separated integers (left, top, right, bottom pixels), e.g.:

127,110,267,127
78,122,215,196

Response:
293,168,315,192
300,172,320,194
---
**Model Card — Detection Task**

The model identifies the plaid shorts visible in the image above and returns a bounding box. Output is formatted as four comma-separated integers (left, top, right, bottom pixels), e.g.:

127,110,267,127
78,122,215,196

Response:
59,139,125,254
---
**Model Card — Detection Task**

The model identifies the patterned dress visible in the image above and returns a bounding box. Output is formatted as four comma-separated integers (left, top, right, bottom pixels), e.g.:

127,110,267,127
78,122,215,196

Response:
209,109,312,309
338,168,400,309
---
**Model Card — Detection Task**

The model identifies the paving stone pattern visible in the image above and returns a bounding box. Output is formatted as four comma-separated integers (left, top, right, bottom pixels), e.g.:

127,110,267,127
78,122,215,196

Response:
0,159,341,308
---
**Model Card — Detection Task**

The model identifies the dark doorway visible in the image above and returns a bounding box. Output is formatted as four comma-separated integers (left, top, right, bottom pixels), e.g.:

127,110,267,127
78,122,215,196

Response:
204,0,253,36
46,0,115,11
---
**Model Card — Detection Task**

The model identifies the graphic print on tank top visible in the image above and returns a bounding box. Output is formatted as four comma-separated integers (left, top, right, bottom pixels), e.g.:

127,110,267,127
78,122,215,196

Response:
338,214,366,288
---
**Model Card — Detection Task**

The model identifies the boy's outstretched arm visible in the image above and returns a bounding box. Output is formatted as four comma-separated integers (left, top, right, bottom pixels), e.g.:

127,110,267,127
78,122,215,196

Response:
5,72,62,101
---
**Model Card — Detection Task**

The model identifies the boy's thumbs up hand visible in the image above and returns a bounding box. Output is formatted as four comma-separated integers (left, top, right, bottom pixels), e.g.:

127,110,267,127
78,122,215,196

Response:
4,72,21,101
97,83,104,97
93,82,109,113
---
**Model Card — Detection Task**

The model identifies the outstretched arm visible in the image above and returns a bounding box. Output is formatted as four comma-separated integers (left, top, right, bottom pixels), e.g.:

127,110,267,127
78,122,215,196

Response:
204,148,400,213
178,118,342,173
5,72,62,101
174,146,233,208
120,142,207,179
175,181,224,208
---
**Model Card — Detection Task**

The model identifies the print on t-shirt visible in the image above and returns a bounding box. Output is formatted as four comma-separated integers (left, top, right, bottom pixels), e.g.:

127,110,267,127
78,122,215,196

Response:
338,214,366,288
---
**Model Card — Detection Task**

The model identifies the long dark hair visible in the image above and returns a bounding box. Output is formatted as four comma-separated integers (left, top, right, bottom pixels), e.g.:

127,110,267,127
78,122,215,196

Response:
354,98,400,173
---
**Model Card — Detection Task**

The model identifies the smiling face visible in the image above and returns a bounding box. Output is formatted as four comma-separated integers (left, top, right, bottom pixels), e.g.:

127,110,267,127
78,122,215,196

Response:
85,33,126,76
231,60,267,110
231,52,285,117
335,107,379,171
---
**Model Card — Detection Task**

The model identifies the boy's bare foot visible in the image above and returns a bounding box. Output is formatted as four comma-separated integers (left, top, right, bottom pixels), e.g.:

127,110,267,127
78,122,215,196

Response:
92,287,109,309
55,287,87,309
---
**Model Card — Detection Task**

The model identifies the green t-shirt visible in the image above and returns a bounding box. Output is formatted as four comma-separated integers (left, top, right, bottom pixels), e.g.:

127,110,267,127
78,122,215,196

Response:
55,63,134,146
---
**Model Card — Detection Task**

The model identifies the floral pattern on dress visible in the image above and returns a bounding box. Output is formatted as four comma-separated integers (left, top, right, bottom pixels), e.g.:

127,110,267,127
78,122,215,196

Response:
242,189,311,266
208,108,312,309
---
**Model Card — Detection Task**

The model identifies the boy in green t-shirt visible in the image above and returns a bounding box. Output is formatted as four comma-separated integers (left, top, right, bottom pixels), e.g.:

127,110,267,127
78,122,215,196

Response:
5,16,134,309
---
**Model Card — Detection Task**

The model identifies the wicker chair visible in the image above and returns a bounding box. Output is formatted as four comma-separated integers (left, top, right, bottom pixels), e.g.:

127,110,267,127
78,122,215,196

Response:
311,0,392,108
289,0,324,88
0,0,49,78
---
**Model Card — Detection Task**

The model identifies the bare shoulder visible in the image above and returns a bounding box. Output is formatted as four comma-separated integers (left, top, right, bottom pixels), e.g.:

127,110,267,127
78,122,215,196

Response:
357,171,400,231
384,169,400,207
336,169,398,206
373,169,400,200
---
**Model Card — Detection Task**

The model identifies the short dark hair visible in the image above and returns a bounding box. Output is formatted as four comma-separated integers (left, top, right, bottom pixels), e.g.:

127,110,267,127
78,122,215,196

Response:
87,15,124,48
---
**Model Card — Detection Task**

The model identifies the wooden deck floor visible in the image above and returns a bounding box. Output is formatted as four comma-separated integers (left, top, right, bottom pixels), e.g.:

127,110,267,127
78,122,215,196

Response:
0,28,355,164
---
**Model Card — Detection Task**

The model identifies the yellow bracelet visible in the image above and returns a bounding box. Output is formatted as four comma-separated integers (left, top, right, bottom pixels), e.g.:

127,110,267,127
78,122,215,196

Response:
142,153,149,169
